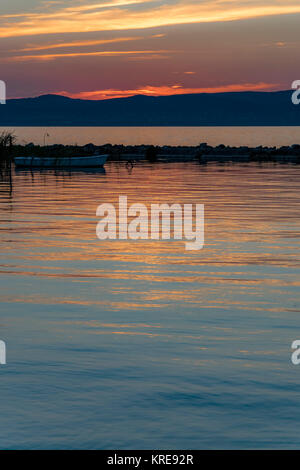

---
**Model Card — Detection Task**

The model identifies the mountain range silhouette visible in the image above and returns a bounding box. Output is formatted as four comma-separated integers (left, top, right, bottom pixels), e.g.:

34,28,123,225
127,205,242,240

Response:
0,91,299,126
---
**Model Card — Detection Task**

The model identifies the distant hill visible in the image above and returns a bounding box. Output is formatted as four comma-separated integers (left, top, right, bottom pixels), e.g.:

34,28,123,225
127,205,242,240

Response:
0,91,299,126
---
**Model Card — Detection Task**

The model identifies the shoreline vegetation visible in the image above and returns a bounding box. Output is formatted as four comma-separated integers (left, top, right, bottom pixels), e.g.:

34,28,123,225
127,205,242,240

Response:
1,132,300,165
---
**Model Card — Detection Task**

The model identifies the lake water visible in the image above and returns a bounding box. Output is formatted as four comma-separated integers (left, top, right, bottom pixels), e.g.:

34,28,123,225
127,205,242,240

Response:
0,160,300,449
1,126,300,147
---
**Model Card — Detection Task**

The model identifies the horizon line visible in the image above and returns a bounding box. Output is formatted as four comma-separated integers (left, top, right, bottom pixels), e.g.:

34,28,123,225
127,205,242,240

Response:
7,88,291,102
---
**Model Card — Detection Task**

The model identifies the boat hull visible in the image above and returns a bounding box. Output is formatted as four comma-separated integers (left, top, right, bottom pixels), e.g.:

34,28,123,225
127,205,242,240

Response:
14,154,108,168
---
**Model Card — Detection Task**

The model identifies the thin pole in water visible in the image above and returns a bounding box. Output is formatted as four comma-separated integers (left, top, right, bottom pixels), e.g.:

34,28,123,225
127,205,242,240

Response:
44,132,50,146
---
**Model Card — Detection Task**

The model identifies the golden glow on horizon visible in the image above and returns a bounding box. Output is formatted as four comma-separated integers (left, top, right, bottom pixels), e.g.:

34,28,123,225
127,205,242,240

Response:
58,82,279,100
1,1,300,38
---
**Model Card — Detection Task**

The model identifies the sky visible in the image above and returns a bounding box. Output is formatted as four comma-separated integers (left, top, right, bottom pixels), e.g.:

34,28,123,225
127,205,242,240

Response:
0,0,299,99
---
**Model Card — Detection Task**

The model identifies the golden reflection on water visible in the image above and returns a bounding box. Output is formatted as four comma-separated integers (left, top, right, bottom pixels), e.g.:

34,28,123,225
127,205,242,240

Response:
0,161,300,313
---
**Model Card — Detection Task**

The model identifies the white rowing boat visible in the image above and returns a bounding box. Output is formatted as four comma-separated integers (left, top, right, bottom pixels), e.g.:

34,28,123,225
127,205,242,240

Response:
14,154,108,168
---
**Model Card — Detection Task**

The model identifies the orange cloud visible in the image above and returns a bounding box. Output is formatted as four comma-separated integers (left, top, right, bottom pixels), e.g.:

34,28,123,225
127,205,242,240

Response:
5,49,171,62
1,1,300,38
1,0,154,19
17,36,144,52
58,82,279,100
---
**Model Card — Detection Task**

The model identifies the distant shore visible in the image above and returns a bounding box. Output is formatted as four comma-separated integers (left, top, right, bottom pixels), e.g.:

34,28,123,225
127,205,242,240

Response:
1,91,300,126
9,142,300,164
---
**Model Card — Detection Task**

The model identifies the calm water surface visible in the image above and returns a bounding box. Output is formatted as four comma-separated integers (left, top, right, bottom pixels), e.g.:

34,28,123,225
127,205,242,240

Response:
1,126,300,147
0,160,300,449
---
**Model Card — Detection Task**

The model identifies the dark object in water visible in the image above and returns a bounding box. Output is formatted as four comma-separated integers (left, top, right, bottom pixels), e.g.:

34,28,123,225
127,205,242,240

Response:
14,154,108,168
145,146,158,162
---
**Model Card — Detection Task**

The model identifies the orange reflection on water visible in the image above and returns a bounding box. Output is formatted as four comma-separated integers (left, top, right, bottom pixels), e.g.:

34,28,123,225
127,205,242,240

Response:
0,161,299,311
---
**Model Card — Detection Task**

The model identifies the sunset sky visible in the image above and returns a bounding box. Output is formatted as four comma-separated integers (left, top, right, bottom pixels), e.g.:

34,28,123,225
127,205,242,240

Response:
0,0,299,99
